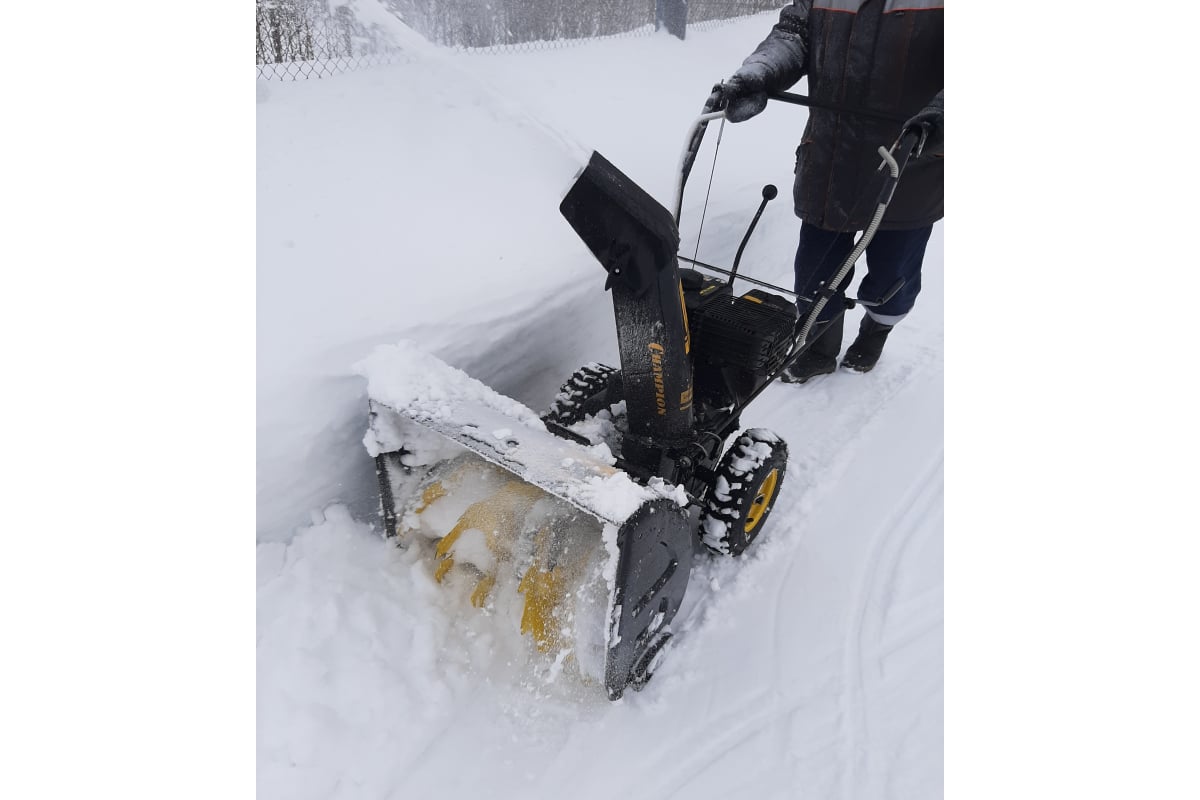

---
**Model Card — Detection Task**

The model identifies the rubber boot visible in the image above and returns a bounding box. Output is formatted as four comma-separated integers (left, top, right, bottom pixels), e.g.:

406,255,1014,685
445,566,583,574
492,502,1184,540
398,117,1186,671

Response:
841,314,894,373
781,316,844,384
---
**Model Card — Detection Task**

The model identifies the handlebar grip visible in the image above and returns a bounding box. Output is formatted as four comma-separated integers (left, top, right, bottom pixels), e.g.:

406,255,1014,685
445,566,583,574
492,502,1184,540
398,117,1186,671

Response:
767,90,810,107
767,91,909,125
893,128,925,170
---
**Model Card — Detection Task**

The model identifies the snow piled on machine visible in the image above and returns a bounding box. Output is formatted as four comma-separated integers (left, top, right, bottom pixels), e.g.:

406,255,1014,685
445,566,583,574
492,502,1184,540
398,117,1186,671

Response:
356,341,545,445
356,339,688,522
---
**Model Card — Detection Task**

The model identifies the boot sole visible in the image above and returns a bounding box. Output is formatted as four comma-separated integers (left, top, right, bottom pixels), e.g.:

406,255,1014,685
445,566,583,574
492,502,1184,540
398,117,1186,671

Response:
780,369,835,385
840,361,876,374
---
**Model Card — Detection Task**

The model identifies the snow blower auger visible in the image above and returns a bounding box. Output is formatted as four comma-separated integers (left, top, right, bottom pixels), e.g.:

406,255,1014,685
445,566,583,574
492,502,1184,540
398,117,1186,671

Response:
362,92,924,700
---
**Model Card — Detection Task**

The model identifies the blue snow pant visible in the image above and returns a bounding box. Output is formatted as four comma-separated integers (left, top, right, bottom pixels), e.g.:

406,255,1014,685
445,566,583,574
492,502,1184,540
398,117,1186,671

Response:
793,222,933,325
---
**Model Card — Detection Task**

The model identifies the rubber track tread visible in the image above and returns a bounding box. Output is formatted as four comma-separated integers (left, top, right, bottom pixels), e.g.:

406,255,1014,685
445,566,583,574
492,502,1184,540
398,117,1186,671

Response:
699,428,788,556
543,363,618,427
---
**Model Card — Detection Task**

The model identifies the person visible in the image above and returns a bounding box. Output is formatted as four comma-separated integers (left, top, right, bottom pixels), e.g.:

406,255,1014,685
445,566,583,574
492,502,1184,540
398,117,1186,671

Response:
710,0,943,383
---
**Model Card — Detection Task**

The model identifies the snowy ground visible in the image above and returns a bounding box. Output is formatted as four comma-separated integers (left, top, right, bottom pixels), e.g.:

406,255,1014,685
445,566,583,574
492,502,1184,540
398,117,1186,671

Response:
258,14,942,799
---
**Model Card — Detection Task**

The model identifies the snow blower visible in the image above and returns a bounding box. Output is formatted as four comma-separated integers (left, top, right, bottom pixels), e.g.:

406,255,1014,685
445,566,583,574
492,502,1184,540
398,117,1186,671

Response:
362,93,924,700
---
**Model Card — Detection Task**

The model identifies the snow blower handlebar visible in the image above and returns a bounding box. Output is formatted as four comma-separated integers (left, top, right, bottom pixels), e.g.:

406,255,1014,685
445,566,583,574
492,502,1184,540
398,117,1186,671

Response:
792,130,921,347
710,131,923,433
675,110,725,224
676,91,913,226
766,90,909,124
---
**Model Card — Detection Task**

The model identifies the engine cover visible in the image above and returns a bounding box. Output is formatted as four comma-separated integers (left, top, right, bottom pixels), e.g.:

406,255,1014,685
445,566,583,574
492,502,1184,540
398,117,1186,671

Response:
693,289,798,376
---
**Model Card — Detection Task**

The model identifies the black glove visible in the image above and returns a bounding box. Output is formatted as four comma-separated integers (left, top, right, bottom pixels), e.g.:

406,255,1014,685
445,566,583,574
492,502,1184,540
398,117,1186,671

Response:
903,91,943,157
708,66,772,123
707,4,808,123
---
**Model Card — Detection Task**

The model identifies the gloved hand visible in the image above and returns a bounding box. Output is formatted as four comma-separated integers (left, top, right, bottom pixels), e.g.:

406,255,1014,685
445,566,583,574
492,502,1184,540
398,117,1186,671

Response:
707,65,772,123
903,91,943,157
707,4,808,123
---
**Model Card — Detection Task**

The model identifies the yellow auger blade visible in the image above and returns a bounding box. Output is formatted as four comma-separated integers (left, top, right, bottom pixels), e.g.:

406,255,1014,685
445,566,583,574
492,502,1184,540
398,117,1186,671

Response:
433,556,455,583
469,574,496,609
413,479,448,515
399,461,468,539
517,523,586,653
518,558,565,653
432,478,544,586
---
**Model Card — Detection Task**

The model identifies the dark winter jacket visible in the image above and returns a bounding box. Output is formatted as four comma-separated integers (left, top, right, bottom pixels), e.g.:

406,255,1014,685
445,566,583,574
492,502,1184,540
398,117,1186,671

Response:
740,0,944,231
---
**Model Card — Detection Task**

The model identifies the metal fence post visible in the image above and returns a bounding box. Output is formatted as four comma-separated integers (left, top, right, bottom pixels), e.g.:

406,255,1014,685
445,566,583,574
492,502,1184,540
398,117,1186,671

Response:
656,0,688,40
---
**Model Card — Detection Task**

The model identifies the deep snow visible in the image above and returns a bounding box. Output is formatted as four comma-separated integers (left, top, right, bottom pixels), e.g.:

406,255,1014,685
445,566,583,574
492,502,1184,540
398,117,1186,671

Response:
258,12,942,799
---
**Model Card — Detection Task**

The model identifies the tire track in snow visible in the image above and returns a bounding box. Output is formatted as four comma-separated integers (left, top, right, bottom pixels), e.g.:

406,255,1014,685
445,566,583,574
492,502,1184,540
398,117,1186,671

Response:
758,341,941,515
759,345,941,768
637,692,808,800
873,584,944,667
839,453,943,800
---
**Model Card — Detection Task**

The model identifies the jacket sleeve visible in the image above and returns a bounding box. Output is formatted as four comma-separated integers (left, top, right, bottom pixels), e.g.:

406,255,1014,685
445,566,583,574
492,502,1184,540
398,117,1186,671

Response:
738,1,812,89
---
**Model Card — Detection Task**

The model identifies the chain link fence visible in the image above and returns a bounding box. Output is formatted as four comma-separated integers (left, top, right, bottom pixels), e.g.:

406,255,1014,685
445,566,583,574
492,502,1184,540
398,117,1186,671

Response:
420,0,657,52
257,0,403,80
689,1,784,31
257,0,783,80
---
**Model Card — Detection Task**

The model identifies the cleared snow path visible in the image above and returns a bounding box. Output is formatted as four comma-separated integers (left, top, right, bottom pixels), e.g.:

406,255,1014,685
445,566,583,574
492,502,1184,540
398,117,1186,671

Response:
258,14,942,800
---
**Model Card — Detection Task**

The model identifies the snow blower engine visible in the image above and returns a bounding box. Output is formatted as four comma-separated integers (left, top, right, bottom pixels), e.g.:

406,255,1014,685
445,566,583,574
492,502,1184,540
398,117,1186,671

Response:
363,95,922,699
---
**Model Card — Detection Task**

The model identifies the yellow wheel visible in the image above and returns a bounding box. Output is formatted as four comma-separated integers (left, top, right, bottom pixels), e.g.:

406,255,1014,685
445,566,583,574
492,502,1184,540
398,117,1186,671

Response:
744,468,780,534
698,429,788,556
